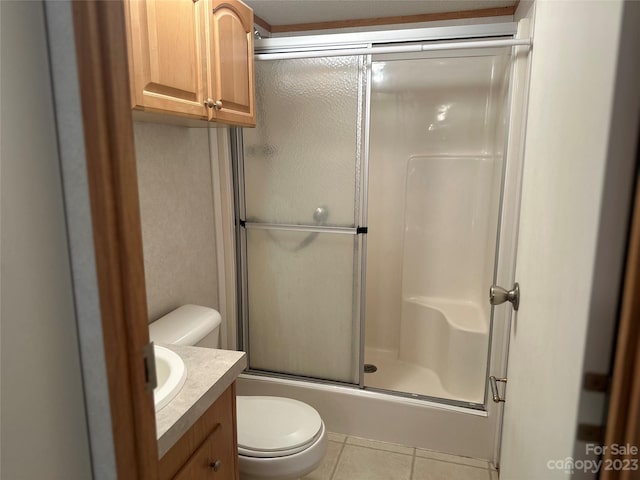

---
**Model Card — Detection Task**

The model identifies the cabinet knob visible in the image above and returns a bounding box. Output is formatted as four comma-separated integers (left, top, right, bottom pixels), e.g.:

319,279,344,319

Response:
205,99,223,110
209,459,222,472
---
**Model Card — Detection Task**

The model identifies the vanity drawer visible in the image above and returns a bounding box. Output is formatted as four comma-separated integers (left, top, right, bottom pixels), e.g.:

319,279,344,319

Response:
173,423,235,480
160,383,239,480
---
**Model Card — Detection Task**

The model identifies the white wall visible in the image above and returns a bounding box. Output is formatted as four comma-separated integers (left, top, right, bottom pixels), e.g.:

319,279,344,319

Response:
0,1,93,478
134,122,220,322
500,1,640,478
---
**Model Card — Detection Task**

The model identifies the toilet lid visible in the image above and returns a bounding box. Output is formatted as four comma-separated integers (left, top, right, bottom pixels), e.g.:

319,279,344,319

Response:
236,396,323,456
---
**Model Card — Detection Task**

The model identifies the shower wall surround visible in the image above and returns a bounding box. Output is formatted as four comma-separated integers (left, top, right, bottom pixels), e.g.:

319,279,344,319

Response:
134,122,219,321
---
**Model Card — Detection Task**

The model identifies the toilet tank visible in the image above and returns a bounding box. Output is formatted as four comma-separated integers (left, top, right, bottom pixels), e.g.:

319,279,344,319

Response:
149,304,222,348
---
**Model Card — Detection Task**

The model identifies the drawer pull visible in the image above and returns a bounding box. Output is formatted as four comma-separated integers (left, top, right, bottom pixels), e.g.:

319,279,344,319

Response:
209,459,222,472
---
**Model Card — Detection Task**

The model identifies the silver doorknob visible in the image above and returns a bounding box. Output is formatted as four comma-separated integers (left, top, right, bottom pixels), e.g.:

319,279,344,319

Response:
209,459,222,472
489,283,519,311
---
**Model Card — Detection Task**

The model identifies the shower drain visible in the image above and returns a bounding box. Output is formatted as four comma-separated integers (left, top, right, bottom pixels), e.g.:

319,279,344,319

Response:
364,364,378,374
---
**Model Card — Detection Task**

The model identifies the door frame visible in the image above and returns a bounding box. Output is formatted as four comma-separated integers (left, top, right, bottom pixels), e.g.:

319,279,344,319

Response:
63,2,640,476
62,2,538,476
71,2,158,478
490,17,535,465
601,134,640,480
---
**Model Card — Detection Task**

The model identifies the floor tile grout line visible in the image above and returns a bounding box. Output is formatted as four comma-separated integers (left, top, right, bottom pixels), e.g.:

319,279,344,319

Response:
347,436,413,450
343,442,415,457
330,434,348,446
415,455,491,471
416,448,488,464
345,436,415,457
409,448,416,480
328,440,347,480
345,435,488,467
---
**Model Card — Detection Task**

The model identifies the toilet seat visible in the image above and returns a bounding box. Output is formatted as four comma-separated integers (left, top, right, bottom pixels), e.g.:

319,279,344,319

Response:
238,422,327,480
237,396,323,458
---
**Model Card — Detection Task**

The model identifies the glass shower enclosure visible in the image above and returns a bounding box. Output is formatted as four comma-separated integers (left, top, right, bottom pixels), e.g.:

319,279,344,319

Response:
234,24,521,408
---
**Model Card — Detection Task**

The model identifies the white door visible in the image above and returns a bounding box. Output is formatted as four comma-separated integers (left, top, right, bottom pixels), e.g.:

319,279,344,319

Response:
499,2,637,479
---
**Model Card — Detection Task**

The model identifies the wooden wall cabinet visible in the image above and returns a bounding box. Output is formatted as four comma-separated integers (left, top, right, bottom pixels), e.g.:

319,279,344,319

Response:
125,0,255,127
160,383,239,480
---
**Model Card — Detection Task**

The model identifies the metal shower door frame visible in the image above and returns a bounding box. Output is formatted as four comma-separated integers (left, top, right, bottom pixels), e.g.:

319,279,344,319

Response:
232,54,369,387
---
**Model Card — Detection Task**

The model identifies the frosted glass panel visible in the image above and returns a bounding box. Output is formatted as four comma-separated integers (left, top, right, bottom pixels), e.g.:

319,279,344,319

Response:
243,57,362,227
246,229,359,383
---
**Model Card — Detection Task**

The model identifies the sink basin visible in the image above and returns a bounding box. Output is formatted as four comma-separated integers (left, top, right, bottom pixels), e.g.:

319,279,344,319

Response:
153,345,187,411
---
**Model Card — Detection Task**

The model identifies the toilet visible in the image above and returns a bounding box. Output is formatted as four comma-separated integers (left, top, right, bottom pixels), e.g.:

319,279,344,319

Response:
149,304,328,480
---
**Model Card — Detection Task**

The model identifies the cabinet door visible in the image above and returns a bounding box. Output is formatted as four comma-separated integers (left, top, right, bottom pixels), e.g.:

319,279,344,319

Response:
207,0,256,127
158,385,239,480
125,0,208,119
173,424,236,480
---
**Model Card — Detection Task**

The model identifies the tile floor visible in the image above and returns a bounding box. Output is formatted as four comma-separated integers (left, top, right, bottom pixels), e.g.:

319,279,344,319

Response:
302,433,499,480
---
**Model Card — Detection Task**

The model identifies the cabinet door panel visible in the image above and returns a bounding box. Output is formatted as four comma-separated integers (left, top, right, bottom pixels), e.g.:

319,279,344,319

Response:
126,0,208,118
159,384,239,480
208,0,255,126
173,424,236,480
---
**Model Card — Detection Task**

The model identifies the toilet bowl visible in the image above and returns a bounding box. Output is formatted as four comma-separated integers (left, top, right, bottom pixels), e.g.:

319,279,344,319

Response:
237,396,327,480
149,305,328,480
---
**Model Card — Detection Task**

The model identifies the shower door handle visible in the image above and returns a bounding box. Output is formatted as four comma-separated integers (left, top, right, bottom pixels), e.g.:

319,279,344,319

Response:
489,283,519,311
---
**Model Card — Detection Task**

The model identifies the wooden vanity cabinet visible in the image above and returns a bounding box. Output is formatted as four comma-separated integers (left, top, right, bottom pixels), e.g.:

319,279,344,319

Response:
124,0,255,127
160,383,239,480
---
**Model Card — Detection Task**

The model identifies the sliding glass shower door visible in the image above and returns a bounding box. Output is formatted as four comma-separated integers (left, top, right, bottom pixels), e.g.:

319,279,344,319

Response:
238,56,367,384
364,50,512,405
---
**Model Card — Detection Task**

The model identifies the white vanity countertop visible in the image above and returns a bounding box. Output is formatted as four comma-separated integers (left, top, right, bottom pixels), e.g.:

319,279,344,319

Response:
156,345,246,457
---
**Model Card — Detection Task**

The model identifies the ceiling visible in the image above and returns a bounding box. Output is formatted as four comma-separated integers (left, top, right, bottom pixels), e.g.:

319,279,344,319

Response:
244,1,517,28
